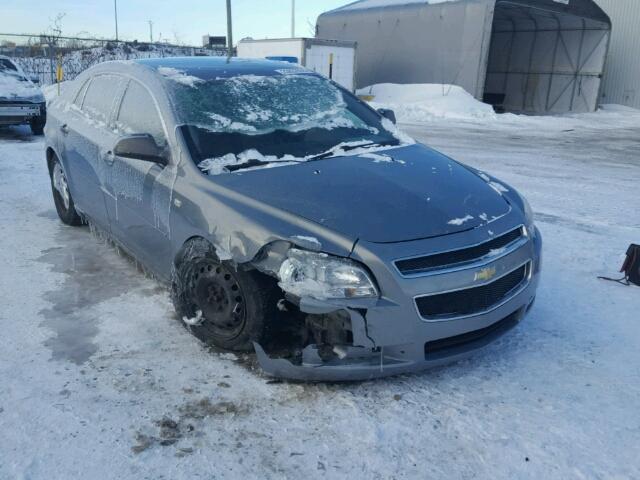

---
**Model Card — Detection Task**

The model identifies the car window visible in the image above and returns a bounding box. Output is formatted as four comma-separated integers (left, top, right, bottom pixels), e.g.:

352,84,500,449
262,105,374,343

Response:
0,59,18,72
116,80,166,146
82,74,123,127
73,79,90,107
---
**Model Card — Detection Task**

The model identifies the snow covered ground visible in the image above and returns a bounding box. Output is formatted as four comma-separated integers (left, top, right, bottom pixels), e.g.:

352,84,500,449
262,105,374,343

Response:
1,104,639,479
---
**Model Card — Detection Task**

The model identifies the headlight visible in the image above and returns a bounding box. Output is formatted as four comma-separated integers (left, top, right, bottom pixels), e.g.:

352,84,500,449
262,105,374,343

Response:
278,249,378,300
521,194,536,236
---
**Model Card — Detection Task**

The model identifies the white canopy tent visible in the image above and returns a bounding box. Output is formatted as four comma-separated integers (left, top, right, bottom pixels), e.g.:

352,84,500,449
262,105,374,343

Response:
317,0,611,113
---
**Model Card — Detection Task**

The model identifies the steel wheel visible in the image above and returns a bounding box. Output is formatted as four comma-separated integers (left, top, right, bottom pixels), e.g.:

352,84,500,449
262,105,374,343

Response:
190,260,247,341
50,156,83,226
52,162,70,210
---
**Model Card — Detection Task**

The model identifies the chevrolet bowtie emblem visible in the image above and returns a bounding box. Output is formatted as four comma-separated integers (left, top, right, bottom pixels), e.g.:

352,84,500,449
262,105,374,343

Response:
475,266,497,282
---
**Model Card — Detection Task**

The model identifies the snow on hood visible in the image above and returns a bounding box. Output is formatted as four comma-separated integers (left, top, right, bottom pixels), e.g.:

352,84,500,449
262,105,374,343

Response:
0,71,43,102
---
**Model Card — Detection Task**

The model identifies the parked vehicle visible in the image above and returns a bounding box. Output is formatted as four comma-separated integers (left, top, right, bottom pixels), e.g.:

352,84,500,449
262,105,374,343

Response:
0,55,46,135
44,57,541,380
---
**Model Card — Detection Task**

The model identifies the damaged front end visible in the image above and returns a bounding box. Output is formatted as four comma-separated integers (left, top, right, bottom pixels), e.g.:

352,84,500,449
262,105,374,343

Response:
249,242,420,381
253,305,416,382
246,218,541,381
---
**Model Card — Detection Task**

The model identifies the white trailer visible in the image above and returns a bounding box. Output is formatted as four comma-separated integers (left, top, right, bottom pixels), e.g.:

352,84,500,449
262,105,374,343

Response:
237,38,357,91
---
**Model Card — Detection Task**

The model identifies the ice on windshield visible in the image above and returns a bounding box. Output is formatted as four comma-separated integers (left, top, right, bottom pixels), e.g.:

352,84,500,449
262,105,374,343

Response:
157,67,204,88
169,73,377,135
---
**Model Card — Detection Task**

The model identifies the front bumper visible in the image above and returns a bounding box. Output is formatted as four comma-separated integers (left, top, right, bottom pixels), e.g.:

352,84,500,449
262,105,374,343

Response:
256,222,542,381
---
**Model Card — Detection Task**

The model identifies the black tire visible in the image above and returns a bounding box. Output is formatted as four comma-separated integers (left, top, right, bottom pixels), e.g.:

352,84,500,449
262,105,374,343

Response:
49,155,83,226
172,238,279,352
30,116,45,136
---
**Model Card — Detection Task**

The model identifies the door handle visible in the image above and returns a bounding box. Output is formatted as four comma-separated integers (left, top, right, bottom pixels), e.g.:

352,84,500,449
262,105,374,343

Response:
104,151,115,165
60,124,69,135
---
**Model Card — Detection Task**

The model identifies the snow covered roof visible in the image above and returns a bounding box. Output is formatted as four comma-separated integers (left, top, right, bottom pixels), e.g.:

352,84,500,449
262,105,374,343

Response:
330,0,456,12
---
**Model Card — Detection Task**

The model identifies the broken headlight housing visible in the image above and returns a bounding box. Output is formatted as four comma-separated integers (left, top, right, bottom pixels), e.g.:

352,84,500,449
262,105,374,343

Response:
278,249,379,300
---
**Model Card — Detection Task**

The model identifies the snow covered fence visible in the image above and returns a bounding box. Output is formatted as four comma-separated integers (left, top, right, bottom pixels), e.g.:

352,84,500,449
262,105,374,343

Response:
0,34,223,85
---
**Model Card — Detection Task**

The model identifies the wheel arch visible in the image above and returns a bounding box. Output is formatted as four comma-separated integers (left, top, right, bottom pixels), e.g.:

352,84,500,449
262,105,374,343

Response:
45,146,58,175
174,236,222,270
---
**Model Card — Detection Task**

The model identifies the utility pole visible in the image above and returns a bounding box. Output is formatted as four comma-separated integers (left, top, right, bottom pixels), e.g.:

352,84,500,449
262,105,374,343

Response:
291,0,296,37
226,0,233,59
114,0,119,41
148,20,154,43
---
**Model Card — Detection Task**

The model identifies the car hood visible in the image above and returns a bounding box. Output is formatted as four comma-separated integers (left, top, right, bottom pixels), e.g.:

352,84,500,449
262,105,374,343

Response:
215,144,513,243
0,72,44,102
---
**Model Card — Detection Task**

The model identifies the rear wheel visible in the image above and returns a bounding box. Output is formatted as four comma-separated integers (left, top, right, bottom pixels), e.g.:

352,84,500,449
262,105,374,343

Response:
172,239,279,351
50,156,83,226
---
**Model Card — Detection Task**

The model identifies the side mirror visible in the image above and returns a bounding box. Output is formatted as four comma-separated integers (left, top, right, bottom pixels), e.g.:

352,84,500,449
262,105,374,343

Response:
114,134,167,165
30,75,40,84
377,108,397,125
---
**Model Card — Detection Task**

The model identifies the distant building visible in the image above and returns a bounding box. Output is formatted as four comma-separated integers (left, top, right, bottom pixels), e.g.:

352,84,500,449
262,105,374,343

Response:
318,0,612,114
595,0,640,109
202,35,226,49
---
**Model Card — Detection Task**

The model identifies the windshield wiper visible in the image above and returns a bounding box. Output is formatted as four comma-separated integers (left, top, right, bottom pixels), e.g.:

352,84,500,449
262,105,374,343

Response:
224,158,302,172
307,139,400,162
224,139,400,172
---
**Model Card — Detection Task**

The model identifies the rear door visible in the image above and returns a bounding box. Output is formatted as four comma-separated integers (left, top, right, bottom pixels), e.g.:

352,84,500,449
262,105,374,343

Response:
62,74,126,230
104,79,172,271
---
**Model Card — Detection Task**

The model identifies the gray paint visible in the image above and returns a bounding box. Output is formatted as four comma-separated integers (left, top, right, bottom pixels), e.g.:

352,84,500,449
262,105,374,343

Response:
317,0,611,113
45,57,541,380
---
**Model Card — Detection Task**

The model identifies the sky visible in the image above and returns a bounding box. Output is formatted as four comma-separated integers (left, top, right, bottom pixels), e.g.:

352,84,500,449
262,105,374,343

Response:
2,0,349,46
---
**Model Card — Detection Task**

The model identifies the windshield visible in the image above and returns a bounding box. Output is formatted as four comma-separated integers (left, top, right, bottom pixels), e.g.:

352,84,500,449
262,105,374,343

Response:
164,71,402,174
0,59,19,73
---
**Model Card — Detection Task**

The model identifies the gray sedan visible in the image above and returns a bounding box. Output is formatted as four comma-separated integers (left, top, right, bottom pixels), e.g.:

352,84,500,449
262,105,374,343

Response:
44,57,541,381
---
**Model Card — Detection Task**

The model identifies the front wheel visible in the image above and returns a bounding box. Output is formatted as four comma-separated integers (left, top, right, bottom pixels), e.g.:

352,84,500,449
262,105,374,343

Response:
50,156,83,226
172,239,279,351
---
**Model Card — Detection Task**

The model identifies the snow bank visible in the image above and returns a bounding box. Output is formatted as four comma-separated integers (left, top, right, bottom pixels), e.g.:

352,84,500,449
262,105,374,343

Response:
357,83,497,122
42,82,69,105
359,83,640,131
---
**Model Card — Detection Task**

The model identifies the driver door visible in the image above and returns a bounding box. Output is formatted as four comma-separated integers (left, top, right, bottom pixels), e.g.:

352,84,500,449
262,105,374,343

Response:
103,79,173,273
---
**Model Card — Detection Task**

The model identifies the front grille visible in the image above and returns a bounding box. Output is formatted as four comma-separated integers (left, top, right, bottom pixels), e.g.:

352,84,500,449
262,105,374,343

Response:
396,227,523,275
424,309,521,357
415,264,528,319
